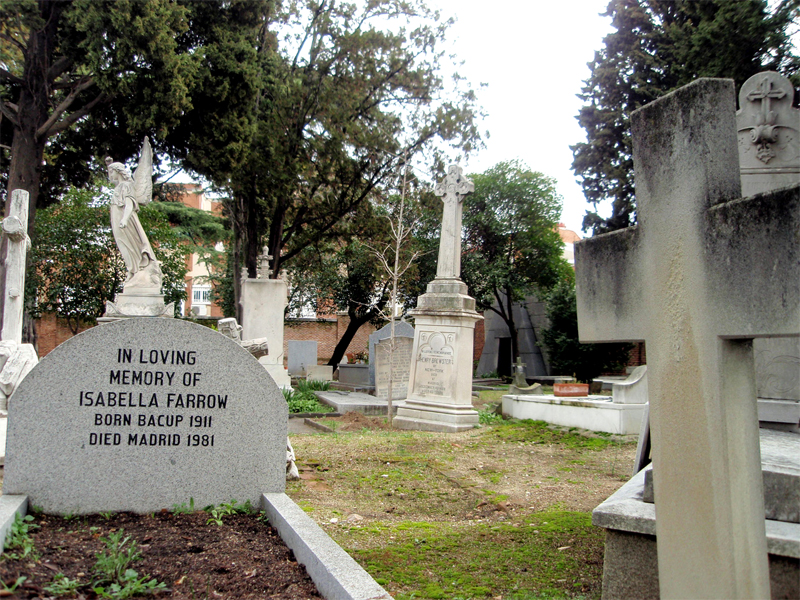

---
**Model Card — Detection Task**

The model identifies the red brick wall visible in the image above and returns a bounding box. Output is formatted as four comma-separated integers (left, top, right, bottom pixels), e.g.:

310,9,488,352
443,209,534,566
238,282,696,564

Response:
473,315,485,363
283,314,377,364
36,312,94,357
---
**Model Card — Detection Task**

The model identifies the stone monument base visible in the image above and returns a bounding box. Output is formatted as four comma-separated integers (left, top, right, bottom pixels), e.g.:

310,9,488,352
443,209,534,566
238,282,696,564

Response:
393,398,479,432
393,278,481,433
98,288,173,321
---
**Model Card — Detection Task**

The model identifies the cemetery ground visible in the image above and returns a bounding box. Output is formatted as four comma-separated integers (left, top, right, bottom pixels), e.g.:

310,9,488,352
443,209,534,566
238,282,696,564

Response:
287,390,637,599
0,391,636,600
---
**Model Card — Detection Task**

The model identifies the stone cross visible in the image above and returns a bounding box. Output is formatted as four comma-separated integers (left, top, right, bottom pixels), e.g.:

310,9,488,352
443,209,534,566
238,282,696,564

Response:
1,190,30,344
257,246,273,279
575,79,799,598
434,165,473,279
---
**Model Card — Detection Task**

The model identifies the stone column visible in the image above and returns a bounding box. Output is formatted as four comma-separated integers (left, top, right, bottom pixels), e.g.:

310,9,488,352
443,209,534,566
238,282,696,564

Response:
394,166,483,432
241,264,291,389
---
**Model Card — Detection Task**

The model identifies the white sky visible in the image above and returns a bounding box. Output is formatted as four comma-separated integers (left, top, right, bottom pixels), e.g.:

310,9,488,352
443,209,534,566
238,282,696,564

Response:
430,0,613,234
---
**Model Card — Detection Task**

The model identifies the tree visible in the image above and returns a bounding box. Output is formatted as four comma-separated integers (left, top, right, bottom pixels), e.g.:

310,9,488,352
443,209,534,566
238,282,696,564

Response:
461,160,572,365
26,182,188,333
541,279,631,382
572,0,800,234
210,0,483,320
0,0,199,219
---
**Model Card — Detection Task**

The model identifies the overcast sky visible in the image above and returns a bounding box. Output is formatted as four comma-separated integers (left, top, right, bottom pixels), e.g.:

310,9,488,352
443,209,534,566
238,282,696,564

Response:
430,0,613,234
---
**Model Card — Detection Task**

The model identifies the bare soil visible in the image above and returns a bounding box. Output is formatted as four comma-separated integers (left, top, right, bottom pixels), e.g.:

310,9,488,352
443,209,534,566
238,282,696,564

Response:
0,510,321,599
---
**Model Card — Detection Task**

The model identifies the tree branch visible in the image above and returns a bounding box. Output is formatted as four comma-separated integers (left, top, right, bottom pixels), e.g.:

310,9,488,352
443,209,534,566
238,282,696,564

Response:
36,77,96,138
39,90,107,139
0,102,20,128
0,67,22,85
0,32,25,54
47,56,73,82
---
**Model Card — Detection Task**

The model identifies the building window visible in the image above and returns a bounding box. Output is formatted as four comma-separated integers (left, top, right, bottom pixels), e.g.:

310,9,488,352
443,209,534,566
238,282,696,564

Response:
192,285,212,305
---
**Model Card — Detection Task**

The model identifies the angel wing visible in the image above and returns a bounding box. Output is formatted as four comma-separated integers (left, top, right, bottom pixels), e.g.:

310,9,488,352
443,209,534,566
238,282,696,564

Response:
131,136,153,206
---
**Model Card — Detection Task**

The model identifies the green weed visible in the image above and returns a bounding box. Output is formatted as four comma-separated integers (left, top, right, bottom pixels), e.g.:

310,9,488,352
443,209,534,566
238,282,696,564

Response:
3,513,39,561
204,499,252,525
477,408,504,425
0,576,26,593
92,529,165,599
172,497,196,514
283,386,334,414
487,419,623,450
44,573,82,596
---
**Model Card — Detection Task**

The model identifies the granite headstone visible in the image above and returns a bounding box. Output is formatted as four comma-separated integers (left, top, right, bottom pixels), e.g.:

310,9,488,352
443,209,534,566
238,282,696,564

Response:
3,318,287,514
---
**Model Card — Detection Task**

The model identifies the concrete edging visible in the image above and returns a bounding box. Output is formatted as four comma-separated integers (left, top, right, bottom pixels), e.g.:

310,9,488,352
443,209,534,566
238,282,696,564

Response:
0,495,28,552
0,494,390,600
262,492,392,600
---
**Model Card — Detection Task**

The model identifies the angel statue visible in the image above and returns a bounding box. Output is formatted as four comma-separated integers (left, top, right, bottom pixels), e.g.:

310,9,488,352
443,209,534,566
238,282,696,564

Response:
105,137,163,291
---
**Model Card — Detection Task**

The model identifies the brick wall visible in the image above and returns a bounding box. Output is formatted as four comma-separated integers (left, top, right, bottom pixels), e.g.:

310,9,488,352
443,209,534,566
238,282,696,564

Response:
284,314,377,364
38,312,487,369
473,315,485,364
36,313,94,357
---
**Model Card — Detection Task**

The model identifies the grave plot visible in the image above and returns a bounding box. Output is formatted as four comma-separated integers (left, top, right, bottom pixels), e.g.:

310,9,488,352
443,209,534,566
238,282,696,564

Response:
0,318,390,600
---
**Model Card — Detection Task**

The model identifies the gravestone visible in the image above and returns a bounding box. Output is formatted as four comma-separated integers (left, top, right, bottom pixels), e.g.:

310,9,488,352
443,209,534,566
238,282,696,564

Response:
737,71,800,431
368,321,414,386
287,340,317,377
306,364,333,382
374,336,413,400
394,166,483,432
737,71,799,196
575,78,799,598
3,318,287,514
240,247,291,388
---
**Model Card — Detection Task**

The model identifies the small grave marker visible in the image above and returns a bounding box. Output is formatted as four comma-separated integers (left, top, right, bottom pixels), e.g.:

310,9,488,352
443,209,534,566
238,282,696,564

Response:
374,336,413,400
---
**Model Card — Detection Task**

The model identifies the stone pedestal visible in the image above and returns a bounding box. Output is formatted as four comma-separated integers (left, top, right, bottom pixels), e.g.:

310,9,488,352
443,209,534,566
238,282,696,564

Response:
241,278,291,388
99,287,173,321
394,278,482,432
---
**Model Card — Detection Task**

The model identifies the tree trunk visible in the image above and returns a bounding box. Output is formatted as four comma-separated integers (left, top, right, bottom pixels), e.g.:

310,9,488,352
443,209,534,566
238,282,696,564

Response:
2,1,64,338
327,309,372,367
267,196,285,278
232,220,242,323
504,286,519,362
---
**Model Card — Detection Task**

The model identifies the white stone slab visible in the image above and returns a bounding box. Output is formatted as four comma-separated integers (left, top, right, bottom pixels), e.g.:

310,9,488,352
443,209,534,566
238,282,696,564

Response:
501,393,643,435
3,318,287,514
306,365,333,382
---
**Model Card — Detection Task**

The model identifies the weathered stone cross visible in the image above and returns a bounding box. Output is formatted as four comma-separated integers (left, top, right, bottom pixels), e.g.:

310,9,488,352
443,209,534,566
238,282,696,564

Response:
575,79,799,599
746,74,786,125
1,190,30,343
434,165,473,280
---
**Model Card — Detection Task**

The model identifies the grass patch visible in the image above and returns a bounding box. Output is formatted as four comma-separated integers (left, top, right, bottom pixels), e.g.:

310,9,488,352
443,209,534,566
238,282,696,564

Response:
343,511,603,599
486,420,623,451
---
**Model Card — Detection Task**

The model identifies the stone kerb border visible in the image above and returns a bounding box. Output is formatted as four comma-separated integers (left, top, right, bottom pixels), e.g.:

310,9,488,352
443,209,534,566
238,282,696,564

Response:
0,494,392,600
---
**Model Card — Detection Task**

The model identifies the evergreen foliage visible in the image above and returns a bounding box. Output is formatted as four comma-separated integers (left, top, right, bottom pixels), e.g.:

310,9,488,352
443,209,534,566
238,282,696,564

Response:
461,160,572,363
572,0,800,234
541,279,631,383
26,184,188,330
